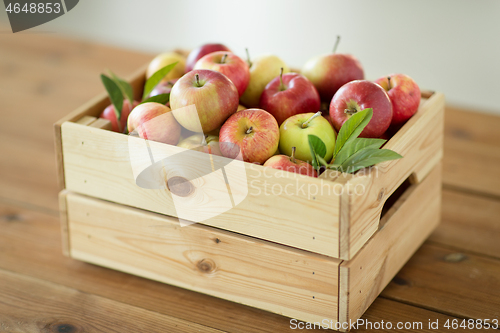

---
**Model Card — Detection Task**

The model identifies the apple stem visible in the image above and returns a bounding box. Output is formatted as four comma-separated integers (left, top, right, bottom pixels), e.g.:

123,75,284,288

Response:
245,126,253,134
302,111,322,128
279,67,286,91
245,48,252,67
344,109,358,116
333,35,341,53
387,76,392,91
291,146,297,164
195,73,201,87
221,53,228,64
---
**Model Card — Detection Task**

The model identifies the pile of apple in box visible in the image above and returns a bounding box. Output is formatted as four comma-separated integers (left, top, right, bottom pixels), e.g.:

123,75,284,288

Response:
99,38,421,176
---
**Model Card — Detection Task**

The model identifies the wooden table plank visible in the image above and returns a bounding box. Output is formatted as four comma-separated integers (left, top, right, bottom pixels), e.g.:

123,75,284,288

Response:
0,268,224,333
0,30,153,212
381,244,500,321
443,106,500,197
429,189,500,259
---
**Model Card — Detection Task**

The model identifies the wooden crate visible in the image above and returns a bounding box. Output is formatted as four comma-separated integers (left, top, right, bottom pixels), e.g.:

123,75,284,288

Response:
54,67,445,261
59,163,441,330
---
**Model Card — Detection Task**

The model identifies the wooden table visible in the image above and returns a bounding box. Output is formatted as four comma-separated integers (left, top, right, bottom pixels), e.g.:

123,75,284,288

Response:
1,31,499,332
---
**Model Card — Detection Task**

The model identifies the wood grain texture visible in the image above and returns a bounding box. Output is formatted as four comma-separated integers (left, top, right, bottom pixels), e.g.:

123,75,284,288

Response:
337,93,445,260
339,165,442,327
381,244,500,321
443,106,500,197
0,268,223,333
58,190,70,257
65,192,340,324
429,189,500,259
61,122,342,257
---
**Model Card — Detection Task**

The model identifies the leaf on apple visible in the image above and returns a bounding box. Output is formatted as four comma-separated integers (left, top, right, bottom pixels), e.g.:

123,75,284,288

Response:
332,138,386,167
308,134,327,170
333,108,373,160
100,74,124,121
140,93,170,106
142,62,179,100
336,148,402,174
109,70,134,105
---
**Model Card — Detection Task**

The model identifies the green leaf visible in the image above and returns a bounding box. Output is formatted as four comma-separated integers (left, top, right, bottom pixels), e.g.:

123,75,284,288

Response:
317,155,329,167
333,108,373,160
142,62,179,100
140,93,170,105
332,138,386,167
308,135,327,170
100,74,124,120
338,148,403,174
109,70,134,105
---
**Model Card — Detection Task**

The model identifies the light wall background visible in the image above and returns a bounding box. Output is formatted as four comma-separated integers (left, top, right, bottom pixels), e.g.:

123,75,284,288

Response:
2,0,499,114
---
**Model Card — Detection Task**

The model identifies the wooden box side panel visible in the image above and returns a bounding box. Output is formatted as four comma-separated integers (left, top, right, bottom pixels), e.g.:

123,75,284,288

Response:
339,163,442,326
54,66,147,190
65,192,340,323
61,122,342,257
342,92,445,260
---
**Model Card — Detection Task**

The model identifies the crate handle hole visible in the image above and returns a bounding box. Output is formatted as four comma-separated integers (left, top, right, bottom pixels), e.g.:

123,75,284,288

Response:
379,175,413,229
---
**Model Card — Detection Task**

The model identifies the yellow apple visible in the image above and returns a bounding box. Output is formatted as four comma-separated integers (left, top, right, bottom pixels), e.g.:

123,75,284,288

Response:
147,52,186,83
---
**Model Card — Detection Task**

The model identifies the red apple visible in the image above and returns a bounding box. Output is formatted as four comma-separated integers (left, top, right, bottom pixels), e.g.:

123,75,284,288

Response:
194,51,250,96
100,99,139,133
302,37,364,102
185,43,231,73
330,80,392,138
374,74,421,126
219,108,279,164
264,147,317,177
127,102,181,145
259,69,321,125
170,69,239,133
148,78,178,97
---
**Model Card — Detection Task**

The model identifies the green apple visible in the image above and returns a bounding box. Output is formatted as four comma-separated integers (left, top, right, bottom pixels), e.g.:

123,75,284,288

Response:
239,52,289,108
279,112,336,163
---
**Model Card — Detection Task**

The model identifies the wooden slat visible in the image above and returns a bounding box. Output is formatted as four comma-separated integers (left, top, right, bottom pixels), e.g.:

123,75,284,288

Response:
381,243,500,321
66,192,340,324
429,189,500,259
61,122,342,258
90,117,112,130
0,268,223,333
443,106,500,197
0,199,326,332
339,164,442,326
337,93,445,260
58,190,70,257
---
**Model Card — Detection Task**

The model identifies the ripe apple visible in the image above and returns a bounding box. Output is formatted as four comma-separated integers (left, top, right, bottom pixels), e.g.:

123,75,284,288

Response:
264,147,318,177
148,78,178,97
127,102,181,145
279,112,336,163
260,68,321,125
301,37,364,102
374,74,421,126
239,52,289,108
194,51,250,96
330,80,393,138
177,133,222,156
219,108,279,164
147,52,186,83
170,69,239,133
185,43,231,73
100,99,139,133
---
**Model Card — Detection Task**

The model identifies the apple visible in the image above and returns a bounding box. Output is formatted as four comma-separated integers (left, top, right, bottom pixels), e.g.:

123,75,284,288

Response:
170,69,239,133
194,51,250,96
127,102,181,145
374,74,421,126
177,133,222,156
279,112,336,163
185,43,231,73
148,78,178,97
329,80,393,138
301,37,364,102
264,147,318,177
100,99,139,133
239,51,289,108
237,104,247,111
260,68,321,125
147,52,186,83
219,108,279,164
